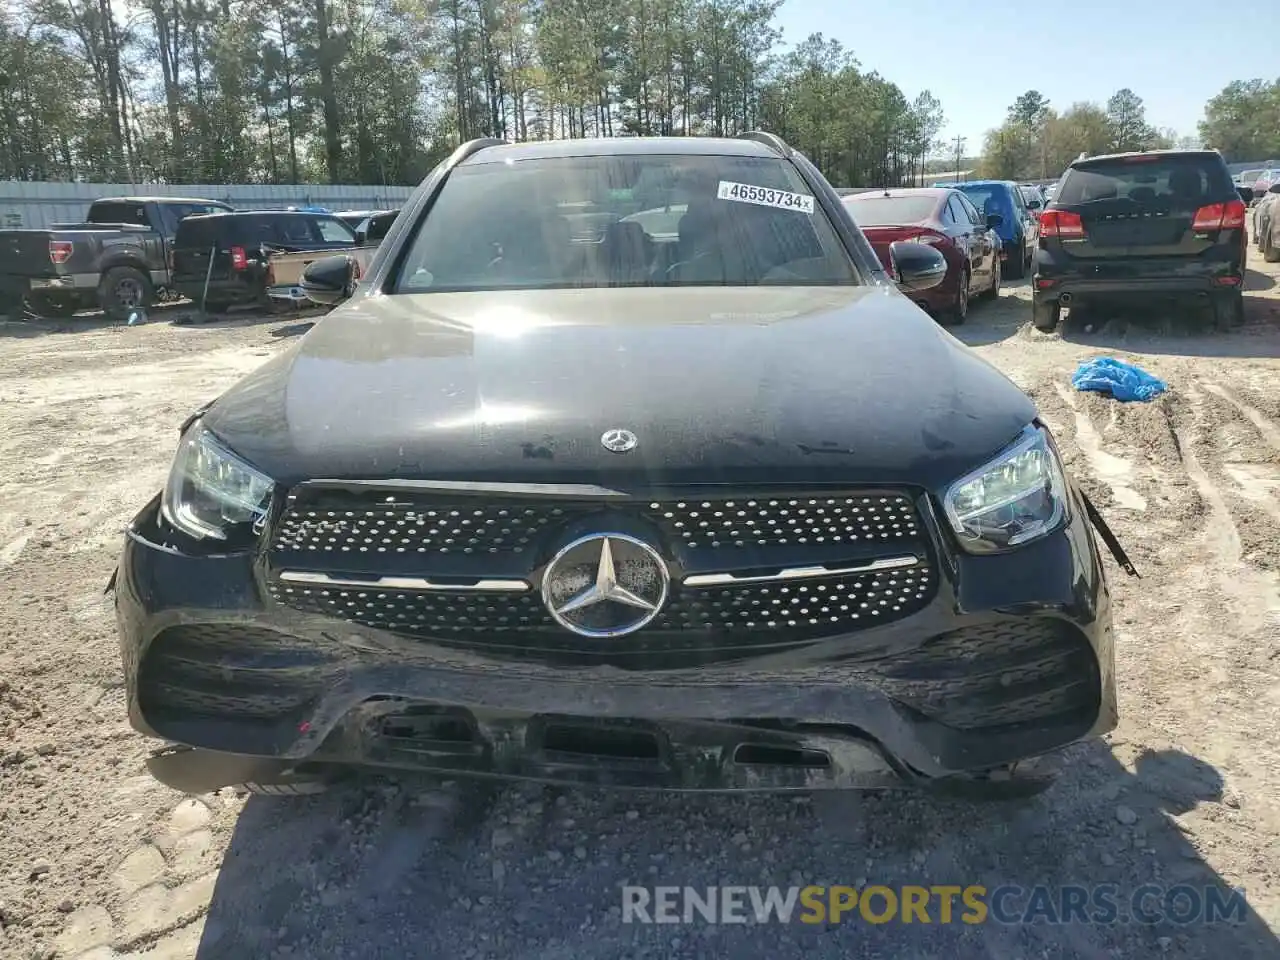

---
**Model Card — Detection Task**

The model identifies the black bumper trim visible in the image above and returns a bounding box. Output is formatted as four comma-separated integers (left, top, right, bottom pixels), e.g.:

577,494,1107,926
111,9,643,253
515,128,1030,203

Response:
116,488,1116,790
130,615,1104,782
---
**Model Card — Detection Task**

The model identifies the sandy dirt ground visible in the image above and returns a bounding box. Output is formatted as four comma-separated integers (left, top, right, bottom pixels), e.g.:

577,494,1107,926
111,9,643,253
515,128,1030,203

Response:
1,243,1279,960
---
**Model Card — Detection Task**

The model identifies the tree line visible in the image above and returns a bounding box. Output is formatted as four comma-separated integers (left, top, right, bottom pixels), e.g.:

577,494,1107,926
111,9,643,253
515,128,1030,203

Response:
977,79,1280,181
975,88,1201,182
1198,79,1280,163
0,0,945,189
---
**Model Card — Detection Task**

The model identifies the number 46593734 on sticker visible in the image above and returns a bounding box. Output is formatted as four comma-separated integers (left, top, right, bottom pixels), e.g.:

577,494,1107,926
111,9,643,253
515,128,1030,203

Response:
716,180,815,214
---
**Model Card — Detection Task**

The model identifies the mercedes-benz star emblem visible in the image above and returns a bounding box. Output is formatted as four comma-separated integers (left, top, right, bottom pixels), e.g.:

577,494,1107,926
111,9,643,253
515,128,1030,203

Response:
541,533,669,638
600,428,638,453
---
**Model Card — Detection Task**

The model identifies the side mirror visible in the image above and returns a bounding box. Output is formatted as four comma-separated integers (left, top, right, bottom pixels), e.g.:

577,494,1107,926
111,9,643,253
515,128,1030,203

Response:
1027,200,1041,210
986,213,1004,229
889,241,947,293
1270,183,1280,194
354,228,369,246
1238,186,1255,204
301,255,356,306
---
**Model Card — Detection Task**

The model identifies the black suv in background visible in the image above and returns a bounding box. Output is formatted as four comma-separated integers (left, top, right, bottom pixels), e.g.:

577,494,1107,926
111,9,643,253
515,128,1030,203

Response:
170,210,356,311
1032,150,1247,331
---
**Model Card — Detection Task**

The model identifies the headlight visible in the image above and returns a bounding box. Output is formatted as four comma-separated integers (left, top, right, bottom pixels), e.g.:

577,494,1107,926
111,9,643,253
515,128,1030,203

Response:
942,424,1067,552
161,421,274,541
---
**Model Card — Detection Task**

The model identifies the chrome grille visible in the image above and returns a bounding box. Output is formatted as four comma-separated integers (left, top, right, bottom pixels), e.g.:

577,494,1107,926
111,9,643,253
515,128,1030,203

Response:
272,501,576,556
649,494,919,549
665,565,932,630
269,489,922,559
266,561,937,659
266,485,936,659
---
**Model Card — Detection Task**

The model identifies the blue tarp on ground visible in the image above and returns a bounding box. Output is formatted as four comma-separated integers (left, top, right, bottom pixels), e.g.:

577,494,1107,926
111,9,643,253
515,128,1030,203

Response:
1071,357,1167,402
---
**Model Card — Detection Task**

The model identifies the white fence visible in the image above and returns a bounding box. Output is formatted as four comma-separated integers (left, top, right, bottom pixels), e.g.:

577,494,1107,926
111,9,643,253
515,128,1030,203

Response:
0,181,417,230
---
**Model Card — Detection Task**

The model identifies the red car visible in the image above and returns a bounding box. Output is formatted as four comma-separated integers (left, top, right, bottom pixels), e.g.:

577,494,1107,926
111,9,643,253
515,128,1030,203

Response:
842,187,1002,324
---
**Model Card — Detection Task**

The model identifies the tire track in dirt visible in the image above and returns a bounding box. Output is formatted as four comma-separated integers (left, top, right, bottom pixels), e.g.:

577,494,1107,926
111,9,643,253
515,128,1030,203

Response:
1029,376,1199,573
1199,383,1280,545
1166,381,1280,850
1028,367,1280,860
1051,382,1148,511
1203,384,1280,450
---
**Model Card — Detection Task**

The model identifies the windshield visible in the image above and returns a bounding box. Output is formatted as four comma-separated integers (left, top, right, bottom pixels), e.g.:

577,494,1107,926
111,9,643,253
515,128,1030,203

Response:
393,154,857,292
1057,156,1235,207
842,194,938,226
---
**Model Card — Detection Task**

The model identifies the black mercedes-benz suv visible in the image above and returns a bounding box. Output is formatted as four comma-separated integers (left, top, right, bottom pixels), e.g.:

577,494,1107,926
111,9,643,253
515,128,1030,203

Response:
112,133,1118,798
1032,149,1248,332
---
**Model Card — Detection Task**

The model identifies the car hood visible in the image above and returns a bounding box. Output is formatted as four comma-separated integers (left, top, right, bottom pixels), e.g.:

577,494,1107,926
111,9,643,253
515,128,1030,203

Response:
204,285,1036,491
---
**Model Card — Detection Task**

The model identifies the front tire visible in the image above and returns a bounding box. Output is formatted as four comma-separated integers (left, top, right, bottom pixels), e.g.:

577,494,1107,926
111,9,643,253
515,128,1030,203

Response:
1032,298,1061,332
97,266,153,322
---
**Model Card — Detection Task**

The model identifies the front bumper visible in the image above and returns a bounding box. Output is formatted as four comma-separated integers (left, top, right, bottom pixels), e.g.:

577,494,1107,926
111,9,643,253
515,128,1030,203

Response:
114,490,1116,792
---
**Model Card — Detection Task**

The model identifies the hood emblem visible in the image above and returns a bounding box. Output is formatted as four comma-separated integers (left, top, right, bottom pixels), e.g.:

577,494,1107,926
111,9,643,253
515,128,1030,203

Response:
541,534,669,638
600,428,638,453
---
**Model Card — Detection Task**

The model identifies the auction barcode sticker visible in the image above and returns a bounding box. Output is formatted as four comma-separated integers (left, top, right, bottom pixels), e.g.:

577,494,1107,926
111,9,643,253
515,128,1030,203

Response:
717,181,815,214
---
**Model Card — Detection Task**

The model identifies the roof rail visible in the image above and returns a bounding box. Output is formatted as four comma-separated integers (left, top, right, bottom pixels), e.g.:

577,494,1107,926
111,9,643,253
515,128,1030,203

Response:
451,137,508,165
738,130,792,157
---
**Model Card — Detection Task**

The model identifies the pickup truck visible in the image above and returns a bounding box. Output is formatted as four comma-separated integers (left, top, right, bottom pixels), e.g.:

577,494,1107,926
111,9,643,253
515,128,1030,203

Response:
0,196,231,320
265,209,399,306
266,245,379,307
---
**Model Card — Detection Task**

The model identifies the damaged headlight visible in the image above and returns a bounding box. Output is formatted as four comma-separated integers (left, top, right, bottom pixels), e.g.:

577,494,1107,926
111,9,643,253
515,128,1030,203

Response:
161,421,274,541
942,424,1067,552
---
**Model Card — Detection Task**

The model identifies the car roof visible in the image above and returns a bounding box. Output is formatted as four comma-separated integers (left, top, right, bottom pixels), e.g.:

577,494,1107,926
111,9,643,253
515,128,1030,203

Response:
95,196,229,205
844,187,948,199
950,179,1016,189
1071,149,1223,166
459,136,778,165
180,210,331,221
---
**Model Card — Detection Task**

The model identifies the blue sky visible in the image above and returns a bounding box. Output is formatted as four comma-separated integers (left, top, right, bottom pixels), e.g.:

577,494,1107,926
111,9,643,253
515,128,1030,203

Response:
773,0,1276,155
